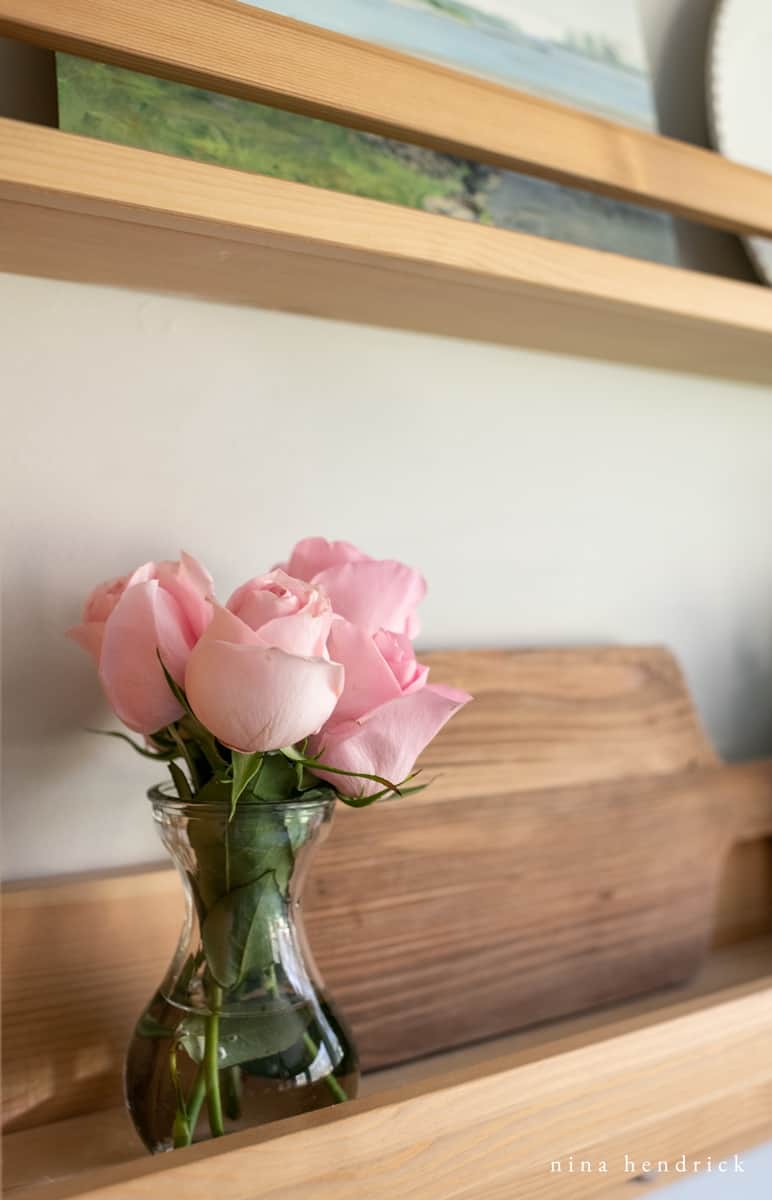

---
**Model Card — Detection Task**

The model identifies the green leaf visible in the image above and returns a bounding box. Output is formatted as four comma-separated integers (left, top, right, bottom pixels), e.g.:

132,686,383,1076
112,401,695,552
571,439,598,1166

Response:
156,652,229,774
191,777,233,806
202,872,286,989
156,650,193,715
335,791,380,809
136,1012,173,1039
297,769,330,792
290,785,333,804
178,713,230,775
284,807,312,855
187,804,293,911
280,746,405,797
149,727,179,753
86,728,176,761
167,725,201,791
280,745,303,762
169,760,193,804
336,778,426,808
251,753,299,802
177,1004,306,1068
230,751,263,820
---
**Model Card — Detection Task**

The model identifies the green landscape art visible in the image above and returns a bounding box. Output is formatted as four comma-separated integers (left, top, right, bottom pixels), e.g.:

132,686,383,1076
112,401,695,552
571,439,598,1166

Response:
56,0,677,265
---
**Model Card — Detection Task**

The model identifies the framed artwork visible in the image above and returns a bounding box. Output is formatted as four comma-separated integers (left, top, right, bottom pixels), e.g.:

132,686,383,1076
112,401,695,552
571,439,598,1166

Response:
254,0,659,128
708,0,772,285
56,0,677,265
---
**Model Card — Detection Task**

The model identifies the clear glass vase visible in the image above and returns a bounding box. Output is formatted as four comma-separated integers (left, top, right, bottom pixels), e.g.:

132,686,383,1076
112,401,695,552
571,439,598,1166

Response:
125,786,359,1153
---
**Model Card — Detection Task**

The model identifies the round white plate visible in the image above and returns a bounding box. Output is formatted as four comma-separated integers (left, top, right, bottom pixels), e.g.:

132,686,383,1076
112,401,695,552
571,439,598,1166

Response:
707,0,772,284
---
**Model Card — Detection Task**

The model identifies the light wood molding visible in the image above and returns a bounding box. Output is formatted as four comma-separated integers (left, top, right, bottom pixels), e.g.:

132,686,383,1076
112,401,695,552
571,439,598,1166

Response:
4,647,772,1135
7,937,772,1196
1,2,771,378
5,960,772,1200
2,119,772,385
7,938,772,1196
2,0,772,238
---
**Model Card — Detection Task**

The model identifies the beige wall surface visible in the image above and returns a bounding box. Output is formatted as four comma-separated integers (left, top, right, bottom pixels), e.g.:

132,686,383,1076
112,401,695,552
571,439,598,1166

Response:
2,0,772,880
3,275,772,878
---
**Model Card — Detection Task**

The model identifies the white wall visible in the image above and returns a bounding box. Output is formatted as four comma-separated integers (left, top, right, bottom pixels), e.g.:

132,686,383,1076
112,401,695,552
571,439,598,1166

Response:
2,0,772,884
3,274,772,878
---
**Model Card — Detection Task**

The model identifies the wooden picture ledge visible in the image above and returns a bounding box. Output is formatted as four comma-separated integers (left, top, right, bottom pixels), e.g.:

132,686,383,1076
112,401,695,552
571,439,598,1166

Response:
2,0,772,382
4,645,772,1197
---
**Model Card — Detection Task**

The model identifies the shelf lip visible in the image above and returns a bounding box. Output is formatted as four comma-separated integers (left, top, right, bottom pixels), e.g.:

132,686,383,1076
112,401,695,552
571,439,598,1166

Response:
2,118,772,332
2,118,772,385
2,0,772,239
6,969,772,1200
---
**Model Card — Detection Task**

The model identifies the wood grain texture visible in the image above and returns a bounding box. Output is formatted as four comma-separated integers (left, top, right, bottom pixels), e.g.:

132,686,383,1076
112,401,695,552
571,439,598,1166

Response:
6,976,772,1200
7,936,772,1195
2,121,772,385
2,0,772,237
4,646,772,1134
713,840,772,947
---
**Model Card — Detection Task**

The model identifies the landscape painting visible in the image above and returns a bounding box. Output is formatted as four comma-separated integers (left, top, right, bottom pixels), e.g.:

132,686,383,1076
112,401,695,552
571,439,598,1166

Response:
56,0,677,265
256,0,659,129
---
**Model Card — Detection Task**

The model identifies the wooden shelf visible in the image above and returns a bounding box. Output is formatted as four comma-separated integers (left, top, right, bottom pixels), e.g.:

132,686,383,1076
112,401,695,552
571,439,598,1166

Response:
2,0,772,380
3,0,772,238
4,647,772,1196
5,936,772,1199
2,117,772,384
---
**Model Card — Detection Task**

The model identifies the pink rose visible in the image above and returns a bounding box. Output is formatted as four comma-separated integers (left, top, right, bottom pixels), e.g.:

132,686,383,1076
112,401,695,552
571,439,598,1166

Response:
307,618,471,797
67,553,214,734
185,601,344,754
67,573,133,664
281,537,426,638
227,570,332,658
321,620,427,725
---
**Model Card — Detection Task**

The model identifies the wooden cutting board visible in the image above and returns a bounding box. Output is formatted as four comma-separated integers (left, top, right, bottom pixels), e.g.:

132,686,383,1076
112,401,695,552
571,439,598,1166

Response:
4,645,772,1131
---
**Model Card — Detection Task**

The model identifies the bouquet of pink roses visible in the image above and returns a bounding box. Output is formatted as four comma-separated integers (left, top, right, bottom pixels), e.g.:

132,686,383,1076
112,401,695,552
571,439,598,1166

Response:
69,538,470,1152
70,537,469,807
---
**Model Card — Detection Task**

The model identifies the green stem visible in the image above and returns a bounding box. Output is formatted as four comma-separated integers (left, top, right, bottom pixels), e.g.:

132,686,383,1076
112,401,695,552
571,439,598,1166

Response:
302,1032,348,1103
172,1064,206,1149
205,984,225,1138
281,746,405,795
223,1065,243,1121
186,1066,207,1139
263,967,348,1105
169,1042,191,1149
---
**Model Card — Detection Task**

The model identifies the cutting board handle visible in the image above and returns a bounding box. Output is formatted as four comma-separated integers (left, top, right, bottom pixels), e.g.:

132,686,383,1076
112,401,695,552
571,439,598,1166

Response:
720,759,772,844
